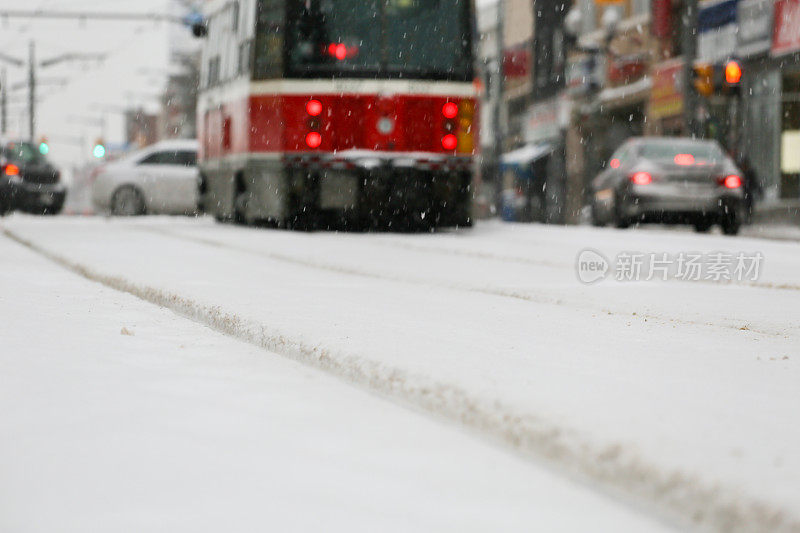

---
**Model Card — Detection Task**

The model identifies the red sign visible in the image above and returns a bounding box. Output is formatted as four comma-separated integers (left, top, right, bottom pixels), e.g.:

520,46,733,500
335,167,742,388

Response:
503,45,531,80
773,0,800,55
652,0,673,39
607,55,648,86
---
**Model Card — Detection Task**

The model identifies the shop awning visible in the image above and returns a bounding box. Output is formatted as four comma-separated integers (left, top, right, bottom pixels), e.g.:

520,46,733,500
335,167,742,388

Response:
500,143,553,167
598,77,652,108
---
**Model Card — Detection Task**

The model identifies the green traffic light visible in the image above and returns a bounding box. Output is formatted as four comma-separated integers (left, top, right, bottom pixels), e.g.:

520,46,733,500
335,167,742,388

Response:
93,144,106,159
39,143,49,155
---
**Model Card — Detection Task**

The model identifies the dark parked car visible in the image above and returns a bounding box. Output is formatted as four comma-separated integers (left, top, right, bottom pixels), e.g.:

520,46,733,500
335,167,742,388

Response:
590,137,745,235
0,141,66,215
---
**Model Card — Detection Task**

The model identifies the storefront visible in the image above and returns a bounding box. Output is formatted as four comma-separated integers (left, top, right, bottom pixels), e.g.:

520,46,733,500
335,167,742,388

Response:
499,96,568,223
737,0,800,200
738,0,781,200
773,0,800,198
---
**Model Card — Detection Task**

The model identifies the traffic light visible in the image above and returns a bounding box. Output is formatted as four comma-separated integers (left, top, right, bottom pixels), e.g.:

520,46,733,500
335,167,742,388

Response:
184,11,207,38
93,140,106,159
693,63,715,98
724,60,742,96
38,137,49,155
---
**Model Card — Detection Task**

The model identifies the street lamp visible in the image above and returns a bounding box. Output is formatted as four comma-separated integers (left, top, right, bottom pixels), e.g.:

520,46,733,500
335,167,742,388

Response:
561,3,622,224
564,7,582,39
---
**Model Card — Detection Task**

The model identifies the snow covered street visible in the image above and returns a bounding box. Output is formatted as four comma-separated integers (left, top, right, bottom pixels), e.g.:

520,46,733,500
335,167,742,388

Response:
1,215,799,532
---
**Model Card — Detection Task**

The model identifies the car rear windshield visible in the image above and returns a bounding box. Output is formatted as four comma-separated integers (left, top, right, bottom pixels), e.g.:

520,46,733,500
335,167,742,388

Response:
3,142,47,165
639,143,723,164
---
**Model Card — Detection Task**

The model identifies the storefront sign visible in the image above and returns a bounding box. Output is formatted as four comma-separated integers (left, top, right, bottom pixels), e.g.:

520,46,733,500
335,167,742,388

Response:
607,54,648,87
650,59,684,120
525,99,560,144
566,55,597,97
503,43,531,80
698,0,739,62
525,94,571,145
738,0,774,56
773,0,800,56
782,131,800,173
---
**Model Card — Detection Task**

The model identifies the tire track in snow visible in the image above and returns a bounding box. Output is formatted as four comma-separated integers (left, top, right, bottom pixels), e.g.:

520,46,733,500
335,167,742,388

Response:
137,224,793,339
5,226,800,533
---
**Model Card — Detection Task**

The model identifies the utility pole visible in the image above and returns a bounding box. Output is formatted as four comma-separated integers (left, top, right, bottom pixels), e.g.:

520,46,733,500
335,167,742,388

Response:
1,68,6,135
493,0,505,211
681,0,699,137
28,41,35,142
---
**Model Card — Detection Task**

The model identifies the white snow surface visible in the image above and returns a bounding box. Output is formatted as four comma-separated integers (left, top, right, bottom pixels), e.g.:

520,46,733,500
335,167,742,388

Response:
2,215,799,531
0,218,675,532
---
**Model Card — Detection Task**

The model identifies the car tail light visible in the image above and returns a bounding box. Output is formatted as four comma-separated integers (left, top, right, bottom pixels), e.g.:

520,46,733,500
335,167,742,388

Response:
721,175,742,189
306,99,323,117
4,163,19,176
674,153,695,166
610,158,620,169
305,132,322,149
630,172,652,185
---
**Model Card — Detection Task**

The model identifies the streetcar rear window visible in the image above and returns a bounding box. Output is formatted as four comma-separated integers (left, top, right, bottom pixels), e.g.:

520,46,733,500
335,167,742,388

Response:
287,0,381,72
284,0,472,80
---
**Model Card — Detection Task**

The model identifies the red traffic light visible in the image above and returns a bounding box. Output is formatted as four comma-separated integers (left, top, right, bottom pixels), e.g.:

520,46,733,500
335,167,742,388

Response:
725,61,742,85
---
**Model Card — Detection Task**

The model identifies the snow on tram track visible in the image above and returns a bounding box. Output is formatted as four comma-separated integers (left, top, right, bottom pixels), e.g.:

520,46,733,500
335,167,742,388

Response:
4,223,799,533
135,224,794,339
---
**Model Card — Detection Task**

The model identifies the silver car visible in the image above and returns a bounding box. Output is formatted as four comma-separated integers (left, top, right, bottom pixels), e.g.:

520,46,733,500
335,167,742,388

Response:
590,137,745,235
92,139,199,216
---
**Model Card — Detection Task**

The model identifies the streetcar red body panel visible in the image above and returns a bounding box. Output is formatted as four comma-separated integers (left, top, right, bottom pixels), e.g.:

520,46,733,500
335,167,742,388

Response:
201,93,477,158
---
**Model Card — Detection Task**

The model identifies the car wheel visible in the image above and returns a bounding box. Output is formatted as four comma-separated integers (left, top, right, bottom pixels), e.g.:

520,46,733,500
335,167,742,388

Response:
590,202,606,227
694,219,713,233
111,186,146,216
721,209,741,236
233,190,248,225
613,205,629,229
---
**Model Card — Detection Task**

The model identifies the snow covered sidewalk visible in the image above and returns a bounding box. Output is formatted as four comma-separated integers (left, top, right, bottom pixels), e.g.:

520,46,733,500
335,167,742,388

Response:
0,227,671,532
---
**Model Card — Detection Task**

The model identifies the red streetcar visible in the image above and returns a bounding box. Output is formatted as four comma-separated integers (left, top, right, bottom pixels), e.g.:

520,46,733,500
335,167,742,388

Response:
197,0,477,229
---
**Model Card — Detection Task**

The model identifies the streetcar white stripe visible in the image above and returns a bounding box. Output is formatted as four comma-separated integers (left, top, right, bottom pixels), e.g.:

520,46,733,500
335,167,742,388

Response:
199,78,477,107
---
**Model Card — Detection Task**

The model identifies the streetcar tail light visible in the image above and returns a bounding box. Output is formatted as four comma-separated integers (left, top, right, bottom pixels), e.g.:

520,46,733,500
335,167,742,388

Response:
305,132,322,149
630,172,652,185
442,102,458,119
4,163,19,176
306,99,323,117
441,134,457,151
440,99,476,153
721,174,742,189
456,100,475,154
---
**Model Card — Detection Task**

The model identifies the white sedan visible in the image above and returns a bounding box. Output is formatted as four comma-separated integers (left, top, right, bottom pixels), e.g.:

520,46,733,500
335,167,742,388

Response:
92,139,199,216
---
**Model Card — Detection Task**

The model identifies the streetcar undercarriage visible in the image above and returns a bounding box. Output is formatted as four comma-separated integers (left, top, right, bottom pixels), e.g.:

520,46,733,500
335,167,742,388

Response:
201,159,473,231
